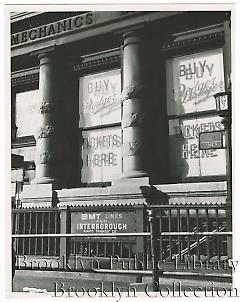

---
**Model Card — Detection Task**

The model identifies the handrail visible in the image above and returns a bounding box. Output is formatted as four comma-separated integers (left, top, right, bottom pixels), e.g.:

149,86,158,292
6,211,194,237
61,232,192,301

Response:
11,232,151,238
11,230,232,238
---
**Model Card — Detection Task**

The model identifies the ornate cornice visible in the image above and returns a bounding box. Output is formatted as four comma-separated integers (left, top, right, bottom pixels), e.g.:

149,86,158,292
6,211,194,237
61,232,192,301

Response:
11,67,39,86
73,54,120,72
162,31,224,51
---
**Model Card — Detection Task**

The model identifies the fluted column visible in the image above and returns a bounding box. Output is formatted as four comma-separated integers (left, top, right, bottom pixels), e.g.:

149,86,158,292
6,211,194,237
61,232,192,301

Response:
32,52,58,184
121,31,149,178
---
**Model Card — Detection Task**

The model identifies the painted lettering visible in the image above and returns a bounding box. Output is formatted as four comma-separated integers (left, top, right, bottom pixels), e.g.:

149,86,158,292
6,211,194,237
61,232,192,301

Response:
178,121,224,139
87,153,117,167
182,143,217,159
179,60,215,80
83,134,122,150
175,78,224,104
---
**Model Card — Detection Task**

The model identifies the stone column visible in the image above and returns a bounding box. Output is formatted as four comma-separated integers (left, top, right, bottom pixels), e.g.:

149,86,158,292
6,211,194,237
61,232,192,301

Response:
121,31,149,178
32,52,58,184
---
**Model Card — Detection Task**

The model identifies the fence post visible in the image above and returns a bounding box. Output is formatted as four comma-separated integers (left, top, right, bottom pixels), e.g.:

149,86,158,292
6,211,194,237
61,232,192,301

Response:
59,206,71,269
147,209,160,291
135,205,145,255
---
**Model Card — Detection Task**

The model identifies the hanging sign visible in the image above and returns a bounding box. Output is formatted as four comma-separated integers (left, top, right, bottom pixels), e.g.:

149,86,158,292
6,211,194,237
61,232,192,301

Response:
199,131,225,150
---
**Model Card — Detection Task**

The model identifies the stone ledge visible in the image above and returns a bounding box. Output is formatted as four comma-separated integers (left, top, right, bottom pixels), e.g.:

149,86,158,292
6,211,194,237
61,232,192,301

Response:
155,181,227,194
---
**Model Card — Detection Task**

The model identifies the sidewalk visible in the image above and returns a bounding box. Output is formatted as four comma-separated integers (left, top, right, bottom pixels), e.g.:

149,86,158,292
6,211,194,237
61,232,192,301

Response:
11,269,233,294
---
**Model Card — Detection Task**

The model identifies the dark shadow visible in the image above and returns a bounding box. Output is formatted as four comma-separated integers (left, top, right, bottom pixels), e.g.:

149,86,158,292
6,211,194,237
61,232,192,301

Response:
140,185,169,205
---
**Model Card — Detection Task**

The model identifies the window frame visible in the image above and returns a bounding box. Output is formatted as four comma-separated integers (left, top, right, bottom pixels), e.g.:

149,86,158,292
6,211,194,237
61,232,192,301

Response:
74,48,122,186
162,24,228,184
11,70,39,183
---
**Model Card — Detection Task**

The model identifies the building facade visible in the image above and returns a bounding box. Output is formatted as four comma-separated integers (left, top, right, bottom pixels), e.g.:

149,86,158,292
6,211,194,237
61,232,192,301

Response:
11,10,232,269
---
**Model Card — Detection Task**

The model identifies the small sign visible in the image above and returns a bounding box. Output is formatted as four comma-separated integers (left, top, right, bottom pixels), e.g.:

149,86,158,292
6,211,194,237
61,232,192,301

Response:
71,211,136,234
199,131,224,150
218,94,228,111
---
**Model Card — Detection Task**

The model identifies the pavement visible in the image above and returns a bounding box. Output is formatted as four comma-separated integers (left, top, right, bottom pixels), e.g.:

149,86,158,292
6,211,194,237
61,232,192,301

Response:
12,271,130,294
10,269,235,298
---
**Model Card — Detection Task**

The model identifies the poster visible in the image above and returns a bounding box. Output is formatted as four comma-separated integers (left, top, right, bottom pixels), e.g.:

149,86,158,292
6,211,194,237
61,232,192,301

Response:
79,69,121,127
166,48,225,115
169,116,226,178
81,127,122,183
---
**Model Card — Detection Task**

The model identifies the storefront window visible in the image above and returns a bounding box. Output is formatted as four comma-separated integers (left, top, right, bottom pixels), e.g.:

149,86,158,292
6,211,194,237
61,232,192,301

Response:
166,48,226,179
79,69,122,183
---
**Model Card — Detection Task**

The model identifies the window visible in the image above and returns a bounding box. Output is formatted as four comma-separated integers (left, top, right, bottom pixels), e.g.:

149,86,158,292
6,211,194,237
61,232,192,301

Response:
12,88,40,182
15,89,41,138
166,48,226,180
79,68,122,183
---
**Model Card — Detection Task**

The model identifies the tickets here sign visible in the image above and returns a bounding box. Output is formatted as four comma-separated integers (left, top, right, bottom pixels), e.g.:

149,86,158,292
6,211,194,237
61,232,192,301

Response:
81,127,122,183
71,211,137,234
169,116,226,178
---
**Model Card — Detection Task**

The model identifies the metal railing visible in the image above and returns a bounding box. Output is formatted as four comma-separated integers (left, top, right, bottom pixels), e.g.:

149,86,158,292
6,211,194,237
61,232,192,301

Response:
12,208,60,256
12,204,232,266
146,204,231,263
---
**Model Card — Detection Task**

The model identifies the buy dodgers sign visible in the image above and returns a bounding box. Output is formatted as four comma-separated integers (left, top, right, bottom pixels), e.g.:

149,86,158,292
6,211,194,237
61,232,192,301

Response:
166,48,225,115
79,69,121,127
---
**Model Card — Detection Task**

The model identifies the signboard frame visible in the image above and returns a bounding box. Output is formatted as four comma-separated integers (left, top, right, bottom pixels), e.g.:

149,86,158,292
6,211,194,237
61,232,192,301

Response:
199,130,225,150
71,209,137,236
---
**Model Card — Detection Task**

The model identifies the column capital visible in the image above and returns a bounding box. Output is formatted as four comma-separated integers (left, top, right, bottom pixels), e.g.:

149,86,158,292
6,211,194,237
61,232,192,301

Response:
30,45,56,58
122,31,143,48
38,53,54,66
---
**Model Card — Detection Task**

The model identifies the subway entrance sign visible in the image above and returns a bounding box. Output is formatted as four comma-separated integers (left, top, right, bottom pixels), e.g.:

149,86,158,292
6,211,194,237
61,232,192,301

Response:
199,131,225,150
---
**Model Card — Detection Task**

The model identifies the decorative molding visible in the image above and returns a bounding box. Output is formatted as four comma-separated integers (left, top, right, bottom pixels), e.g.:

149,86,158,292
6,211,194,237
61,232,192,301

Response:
37,151,54,164
73,54,120,72
162,31,224,51
40,101,52,114
122,112,145,128
123,140,143,156
121,84,147,101
11,72,39,86
35,125,55,139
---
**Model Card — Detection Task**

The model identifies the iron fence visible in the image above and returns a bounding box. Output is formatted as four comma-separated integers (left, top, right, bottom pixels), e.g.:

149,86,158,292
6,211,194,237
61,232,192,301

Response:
12,208,60,256
146,204,231,263
11,203,232,266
